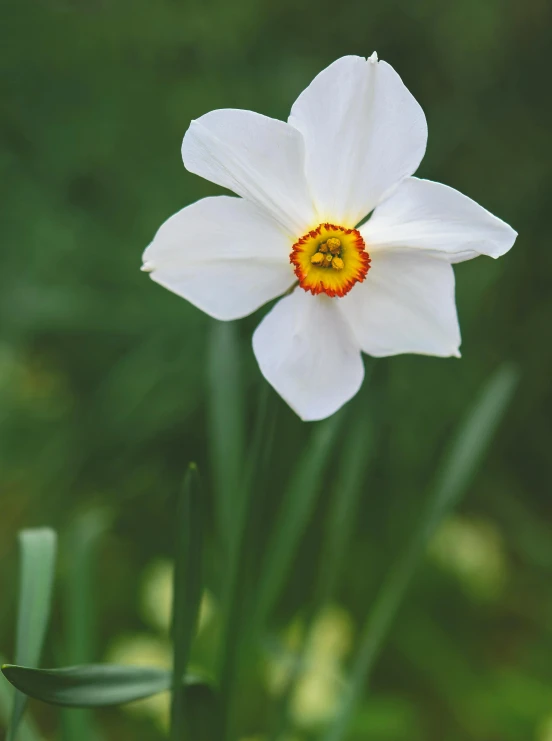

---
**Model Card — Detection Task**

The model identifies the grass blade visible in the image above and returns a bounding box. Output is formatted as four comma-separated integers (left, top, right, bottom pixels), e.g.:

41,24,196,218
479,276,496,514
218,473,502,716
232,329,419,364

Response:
252,412,345,634
322,364,518,741
62,510,110,741
316,412,375,608
2,665,172,707
181,681,219,741
207,321,245,556
269,412,375,741
217,384,277,741
8,528,57,741
171,464,203,741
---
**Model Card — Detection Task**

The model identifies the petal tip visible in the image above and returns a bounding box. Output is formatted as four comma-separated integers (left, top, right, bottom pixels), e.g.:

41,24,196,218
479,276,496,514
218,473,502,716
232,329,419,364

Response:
368,51,378,64
141,260,155,273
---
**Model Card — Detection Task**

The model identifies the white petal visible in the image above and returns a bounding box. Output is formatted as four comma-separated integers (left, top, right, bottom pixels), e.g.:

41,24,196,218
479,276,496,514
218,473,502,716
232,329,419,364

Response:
182,109,316,237
252,289,364,421
288,55,427,226
142,196,295,321
338,251,461,357
362,177,517,263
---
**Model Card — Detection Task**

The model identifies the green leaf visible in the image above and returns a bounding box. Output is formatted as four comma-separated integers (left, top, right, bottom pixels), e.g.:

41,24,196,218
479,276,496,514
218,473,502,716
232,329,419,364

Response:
183,681,219,741
61,510,110,741
0,656,42,741
252,411,345,633
316,410,375,607
267,410,375,741
8,528,57,741
2,665,171,707
207,321,245,555
217,383,277,741
171,464,204,741
2,664,210,710
322,364,518,741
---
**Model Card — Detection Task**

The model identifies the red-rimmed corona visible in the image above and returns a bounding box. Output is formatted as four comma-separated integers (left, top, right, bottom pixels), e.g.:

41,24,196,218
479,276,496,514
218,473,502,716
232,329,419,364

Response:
290,223,371,297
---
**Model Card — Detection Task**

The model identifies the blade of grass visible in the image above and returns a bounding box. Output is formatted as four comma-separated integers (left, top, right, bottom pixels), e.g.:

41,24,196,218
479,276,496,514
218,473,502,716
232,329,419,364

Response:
322,363,518,741
8,528,57,741
171,464,203,741
181,681,219,741
252,411,345,635
269,411,375,741
316,413,375,608
207,321,245,557
218,383,278,741
62,510,110,741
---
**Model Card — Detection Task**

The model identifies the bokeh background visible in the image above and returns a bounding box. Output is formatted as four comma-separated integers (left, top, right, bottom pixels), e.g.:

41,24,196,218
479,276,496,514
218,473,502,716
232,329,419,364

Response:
1,0,551,739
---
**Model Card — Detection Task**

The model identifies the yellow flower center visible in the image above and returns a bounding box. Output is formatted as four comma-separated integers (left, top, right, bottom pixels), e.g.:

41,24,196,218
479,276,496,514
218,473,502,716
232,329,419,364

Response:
290,223,371,298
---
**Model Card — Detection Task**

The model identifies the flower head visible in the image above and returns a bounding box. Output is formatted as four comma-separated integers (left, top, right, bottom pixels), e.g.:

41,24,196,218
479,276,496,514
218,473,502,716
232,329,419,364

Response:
142,53,517,421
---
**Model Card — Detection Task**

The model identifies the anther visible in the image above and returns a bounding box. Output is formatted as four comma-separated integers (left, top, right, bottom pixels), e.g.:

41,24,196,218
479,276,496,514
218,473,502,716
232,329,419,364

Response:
332,256,344,271
318,242,329,253
310,253,325,266
327,237,341,254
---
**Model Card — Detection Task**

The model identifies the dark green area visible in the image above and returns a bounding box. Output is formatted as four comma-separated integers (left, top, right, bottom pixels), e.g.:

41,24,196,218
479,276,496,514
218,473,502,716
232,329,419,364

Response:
1,0,551,739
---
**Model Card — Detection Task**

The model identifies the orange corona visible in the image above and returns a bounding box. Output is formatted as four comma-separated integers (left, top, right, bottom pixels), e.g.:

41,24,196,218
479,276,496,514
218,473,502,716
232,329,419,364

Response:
290,223,371,298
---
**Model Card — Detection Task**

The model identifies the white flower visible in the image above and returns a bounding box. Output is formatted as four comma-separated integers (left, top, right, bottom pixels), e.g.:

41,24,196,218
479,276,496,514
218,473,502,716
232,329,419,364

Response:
142,53,517,421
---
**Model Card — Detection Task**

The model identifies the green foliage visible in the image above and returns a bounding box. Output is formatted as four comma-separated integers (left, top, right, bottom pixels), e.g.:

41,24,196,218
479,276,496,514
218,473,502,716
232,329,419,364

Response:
171,464,203,740
7,529,57,741
323,364,518,741
2,665,172,708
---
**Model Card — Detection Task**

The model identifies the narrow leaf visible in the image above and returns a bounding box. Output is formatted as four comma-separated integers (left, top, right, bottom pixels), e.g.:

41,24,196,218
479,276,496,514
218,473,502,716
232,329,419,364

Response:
62,510,109,741
253,412,344,633
8,528,57,741
0,656,42,741
171,464,203,740
183,681,219,741
316,412,375,607
217,384,277,741
2,665,171,707
207,321,245,555
268,412,375,741
322,364,518,741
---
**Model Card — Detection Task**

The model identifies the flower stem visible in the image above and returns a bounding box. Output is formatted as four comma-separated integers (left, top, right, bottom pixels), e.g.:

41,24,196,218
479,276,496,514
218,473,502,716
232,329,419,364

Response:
171,464,203,741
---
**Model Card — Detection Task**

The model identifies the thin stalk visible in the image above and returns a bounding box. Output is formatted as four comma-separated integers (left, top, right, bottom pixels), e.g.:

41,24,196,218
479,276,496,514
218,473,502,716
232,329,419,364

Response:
268,407,375,741
171,465,203,741
218,385,277,741
322,364,518,741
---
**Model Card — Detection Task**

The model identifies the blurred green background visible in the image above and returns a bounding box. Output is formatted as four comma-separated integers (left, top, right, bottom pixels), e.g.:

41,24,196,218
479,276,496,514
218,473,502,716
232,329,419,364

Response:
1,0,551,739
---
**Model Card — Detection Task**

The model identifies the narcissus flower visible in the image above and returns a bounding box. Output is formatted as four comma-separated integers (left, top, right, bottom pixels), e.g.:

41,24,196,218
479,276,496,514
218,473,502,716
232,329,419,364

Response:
142,53,516,421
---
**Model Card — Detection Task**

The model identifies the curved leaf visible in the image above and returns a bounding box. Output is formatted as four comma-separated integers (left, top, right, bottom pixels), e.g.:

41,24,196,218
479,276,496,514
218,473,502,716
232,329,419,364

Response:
2,664,171,708
8,528,57,741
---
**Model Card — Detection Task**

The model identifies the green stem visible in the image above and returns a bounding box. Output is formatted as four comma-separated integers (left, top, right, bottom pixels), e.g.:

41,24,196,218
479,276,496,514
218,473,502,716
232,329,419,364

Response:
218,386,276,741
322,365,518,741
171,465,203,741
268,398,375,741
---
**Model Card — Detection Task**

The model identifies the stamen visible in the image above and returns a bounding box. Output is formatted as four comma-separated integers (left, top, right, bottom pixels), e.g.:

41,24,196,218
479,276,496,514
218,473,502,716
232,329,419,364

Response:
289,222,371,298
